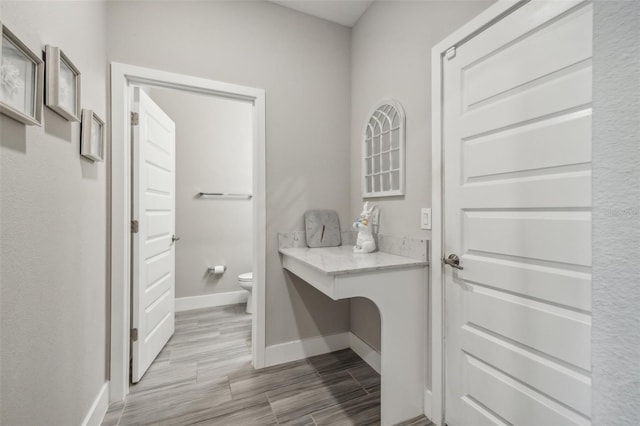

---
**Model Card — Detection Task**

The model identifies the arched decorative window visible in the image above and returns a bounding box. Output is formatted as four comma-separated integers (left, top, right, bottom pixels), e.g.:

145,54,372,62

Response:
362,99,405,197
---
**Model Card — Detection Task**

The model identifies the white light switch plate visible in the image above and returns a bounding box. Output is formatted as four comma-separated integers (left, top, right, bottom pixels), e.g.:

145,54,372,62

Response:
421,208,431,230
371,207,380,226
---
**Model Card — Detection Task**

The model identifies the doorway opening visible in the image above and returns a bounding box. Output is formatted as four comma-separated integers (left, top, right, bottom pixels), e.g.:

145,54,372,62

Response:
109,63,266,402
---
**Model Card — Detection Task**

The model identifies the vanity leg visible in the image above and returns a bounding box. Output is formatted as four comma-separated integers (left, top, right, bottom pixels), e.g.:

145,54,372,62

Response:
379,276,425,425
337,268,426,426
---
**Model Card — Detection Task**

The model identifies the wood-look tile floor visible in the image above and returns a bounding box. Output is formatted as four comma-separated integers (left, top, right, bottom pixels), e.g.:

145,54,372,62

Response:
103,304,432,426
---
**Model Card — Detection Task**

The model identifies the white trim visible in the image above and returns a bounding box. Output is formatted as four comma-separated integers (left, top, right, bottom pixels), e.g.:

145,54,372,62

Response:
81,382,109,426
264,332,350,367
263,331,382,374
349,332,381,374
109,62,267,403
429,40,445,426
424,389,433,421
430,2,525,425
175,291,249,312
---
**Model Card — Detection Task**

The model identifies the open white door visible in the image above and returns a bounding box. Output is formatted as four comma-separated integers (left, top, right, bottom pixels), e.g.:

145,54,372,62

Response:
443,1,592,425
131,87,176,383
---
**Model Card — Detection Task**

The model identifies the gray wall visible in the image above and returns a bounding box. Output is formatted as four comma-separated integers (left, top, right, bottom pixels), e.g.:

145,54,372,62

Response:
148,88,253,299
349,0,494,352
0,1,108,425
592,1,640,425
107,1,352,345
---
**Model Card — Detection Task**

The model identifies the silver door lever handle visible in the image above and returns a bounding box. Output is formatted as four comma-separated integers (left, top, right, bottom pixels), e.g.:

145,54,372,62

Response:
172,235,181,243
443,254,463,270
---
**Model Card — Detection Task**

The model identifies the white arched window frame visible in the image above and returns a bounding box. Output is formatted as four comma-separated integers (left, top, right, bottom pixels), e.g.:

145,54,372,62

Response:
362,99,406,198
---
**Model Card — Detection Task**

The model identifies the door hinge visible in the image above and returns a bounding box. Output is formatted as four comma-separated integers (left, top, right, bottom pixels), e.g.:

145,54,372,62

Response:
131,328,138,342
131,219,139,234
445,46,457,60
131,111,139,126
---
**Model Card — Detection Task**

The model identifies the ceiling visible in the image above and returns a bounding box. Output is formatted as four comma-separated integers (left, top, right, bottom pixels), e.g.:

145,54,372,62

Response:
269,0,374,27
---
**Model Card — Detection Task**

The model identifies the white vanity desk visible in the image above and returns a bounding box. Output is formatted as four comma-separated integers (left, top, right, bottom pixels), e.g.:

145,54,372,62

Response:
279,234,429,426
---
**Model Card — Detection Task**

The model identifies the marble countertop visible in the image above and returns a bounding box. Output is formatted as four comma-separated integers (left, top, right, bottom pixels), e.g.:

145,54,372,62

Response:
279,245,427,276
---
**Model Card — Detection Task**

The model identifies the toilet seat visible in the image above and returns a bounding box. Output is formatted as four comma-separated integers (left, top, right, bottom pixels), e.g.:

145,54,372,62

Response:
238,272,252,282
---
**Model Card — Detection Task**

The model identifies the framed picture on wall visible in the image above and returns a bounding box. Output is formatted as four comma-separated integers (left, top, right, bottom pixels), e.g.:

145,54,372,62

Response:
80,109,105,162
45,45,81,121
0,24,44,126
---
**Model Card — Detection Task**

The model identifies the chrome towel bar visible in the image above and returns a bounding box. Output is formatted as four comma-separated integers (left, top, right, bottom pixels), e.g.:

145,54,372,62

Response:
198,192,252,199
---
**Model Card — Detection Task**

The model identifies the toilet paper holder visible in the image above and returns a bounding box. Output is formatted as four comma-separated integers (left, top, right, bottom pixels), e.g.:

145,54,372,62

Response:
208,265,227,274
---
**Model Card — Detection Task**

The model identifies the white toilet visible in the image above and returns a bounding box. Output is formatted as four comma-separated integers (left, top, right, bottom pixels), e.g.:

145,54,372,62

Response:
238,272,253,314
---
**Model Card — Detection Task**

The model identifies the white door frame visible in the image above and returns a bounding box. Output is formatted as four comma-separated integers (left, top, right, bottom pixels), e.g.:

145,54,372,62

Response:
429,1,528,425
109,62,267,403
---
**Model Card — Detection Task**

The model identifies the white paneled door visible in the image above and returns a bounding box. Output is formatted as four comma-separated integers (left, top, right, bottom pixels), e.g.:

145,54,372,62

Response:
131,87,176,383
443,1,592,425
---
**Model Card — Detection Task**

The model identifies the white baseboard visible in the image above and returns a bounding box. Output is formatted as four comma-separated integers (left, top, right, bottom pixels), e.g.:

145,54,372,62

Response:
264,332,350,366
349,332,381,374
424,389,433,422
81,382,109,426
175,290,249,312
262,331,382,375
